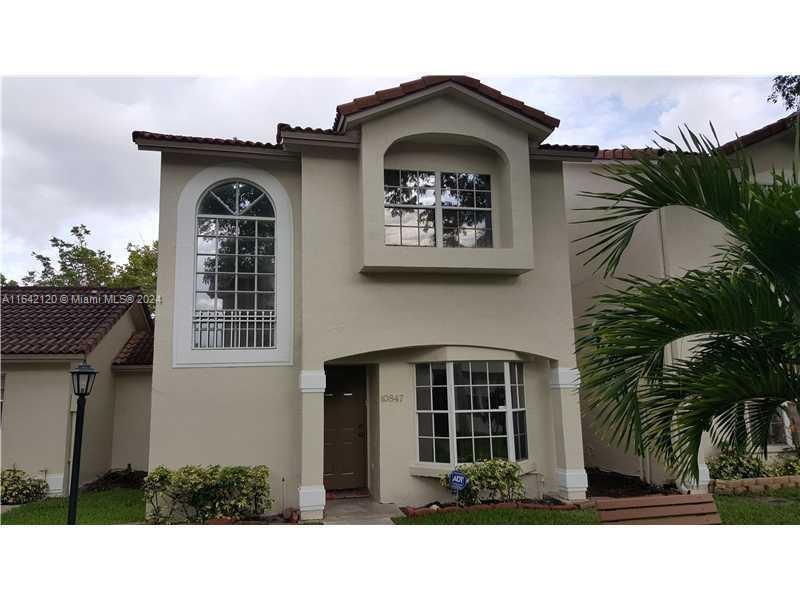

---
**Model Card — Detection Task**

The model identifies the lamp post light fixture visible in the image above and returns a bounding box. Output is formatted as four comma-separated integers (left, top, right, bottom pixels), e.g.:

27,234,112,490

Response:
67,360,97,525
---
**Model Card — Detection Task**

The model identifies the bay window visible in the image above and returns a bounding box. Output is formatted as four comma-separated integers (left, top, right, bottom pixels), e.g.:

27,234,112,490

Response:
384,169,493,248
415,361,528,465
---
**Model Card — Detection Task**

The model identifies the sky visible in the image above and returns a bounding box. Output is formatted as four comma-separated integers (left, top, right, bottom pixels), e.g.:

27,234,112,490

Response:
0,76,789,282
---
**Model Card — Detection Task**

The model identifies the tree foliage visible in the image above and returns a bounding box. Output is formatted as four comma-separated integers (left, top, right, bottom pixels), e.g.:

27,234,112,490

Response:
768,75,800,111
575,127,800,482
8,225,157,297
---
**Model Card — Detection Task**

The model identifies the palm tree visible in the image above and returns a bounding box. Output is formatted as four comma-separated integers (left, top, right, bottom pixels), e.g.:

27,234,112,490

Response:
575,127,800,482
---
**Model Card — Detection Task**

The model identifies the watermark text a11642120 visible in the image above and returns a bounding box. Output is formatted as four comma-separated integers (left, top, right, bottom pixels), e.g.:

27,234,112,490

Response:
1,292,162,306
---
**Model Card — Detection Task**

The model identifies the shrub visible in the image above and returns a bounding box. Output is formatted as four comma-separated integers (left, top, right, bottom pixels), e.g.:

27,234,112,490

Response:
143,465,272,524
706,447,767,480
1,469,49,504
440,459,525,506
766,452,800,477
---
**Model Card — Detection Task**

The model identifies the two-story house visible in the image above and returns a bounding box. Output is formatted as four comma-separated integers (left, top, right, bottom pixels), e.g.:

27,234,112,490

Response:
133,76,597,519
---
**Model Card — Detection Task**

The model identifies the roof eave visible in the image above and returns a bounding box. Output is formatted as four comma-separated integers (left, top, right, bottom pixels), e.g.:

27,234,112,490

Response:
134,137,297,161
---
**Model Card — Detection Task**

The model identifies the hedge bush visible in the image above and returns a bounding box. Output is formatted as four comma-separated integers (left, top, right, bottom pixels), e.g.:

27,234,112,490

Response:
766,453,800,477
1,469,49,504
706,448,767,480
440,459,525,506
143,465,271,524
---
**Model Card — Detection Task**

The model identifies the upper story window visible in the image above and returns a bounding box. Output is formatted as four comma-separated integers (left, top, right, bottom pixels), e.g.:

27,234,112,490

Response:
193,180,276,349
415,361,527,465
384,170,493,249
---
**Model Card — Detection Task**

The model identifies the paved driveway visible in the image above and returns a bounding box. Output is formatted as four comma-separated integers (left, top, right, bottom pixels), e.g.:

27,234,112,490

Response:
323,498,402,525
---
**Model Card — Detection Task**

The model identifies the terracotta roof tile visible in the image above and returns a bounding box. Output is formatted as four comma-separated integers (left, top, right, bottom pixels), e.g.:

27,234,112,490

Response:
1,287,148,355
113,330,153,366
333,75,560,131
275,123,340,143
537,143,599,153
132,131,282,150
594,148,665,160
719,111,798,154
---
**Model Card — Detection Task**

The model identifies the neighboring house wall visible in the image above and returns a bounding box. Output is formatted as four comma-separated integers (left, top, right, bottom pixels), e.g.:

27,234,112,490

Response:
565,126,797,483
111,371,152,471
148,152,303,511
78,310,138,485
1,363,72,495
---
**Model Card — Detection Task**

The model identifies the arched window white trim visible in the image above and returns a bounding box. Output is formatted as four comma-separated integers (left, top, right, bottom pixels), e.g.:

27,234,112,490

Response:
173,164,293,367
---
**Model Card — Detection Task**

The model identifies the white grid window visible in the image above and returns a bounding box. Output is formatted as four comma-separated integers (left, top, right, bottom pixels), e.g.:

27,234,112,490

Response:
384,170,492,248
415,361,528,465
193,180,276,349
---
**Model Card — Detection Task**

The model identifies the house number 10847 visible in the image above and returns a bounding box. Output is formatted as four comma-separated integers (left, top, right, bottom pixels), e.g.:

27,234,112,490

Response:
381,393,404,403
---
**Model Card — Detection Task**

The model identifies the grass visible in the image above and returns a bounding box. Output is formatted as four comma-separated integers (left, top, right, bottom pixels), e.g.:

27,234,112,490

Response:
1,488,145,525
715,487,800,525
392,507,599,525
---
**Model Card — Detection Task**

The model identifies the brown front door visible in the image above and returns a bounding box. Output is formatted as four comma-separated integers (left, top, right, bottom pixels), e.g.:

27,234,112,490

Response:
323,366,367,491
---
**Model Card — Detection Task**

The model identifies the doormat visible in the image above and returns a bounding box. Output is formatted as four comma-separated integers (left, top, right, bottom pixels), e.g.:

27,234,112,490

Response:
326,488,370,500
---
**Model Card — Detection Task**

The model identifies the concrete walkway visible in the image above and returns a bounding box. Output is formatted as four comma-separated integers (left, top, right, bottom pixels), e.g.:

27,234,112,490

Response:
323,498,402,525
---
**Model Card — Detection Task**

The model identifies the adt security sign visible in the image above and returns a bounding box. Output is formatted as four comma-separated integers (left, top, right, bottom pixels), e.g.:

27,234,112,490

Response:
449,470,469,492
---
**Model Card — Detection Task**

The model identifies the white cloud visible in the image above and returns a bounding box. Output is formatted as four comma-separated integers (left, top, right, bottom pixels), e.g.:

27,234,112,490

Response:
1,76,789,281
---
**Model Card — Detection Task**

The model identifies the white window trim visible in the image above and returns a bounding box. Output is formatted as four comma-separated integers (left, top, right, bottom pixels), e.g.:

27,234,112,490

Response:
173,164,293,367
414,360,527,466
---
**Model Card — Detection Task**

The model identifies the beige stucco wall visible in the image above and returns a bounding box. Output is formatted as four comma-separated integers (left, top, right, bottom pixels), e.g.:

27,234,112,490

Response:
148,153,303,512
1,362,72,492
111,370,152,471
148,93,583,510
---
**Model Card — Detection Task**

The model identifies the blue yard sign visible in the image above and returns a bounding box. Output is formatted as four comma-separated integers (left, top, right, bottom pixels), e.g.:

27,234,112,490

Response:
449,470,469,492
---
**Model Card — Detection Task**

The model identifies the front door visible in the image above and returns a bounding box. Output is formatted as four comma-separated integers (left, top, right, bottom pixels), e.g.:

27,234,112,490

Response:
323,366,367,491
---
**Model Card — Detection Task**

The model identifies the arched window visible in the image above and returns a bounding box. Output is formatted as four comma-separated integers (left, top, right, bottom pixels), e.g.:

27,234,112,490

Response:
193,180,276,349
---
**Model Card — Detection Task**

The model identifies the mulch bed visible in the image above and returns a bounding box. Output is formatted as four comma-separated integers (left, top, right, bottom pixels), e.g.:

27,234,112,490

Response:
400,497,579,519
587,468,679,498
84,467,147,492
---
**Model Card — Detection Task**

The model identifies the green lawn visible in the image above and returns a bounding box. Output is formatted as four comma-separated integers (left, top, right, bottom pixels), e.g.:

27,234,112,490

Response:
393,507,599,525
716,487,800,525
1,488,145,525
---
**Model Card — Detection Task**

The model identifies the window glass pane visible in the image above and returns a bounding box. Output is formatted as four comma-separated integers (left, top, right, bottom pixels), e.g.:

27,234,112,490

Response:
511,386,518,409
197,236,216,254
417,188,435,206
401,228,419,246
456,413,472,437
488,362,504,384
516,435,528,460
197,255,216,272
237,293,255,310
199,189,234,215
217,292,235,309
237,255,255,273
474,438,491,461
218,219,238,236
197,218,217,235
238,238,255,255
443,229,459,247
457,439,474,463
458,229,476,248
434,438,450,463
517,385,525,408
419,228,436,247
237,275,255,291
453,362,470,386
401,208,417,226
256,293,275,310
475,191,491,209
418,209,435,227
514,411,527,436
384,169,400,186
455,387,471,410
473,412,490,435
459,210,476,228
417,171,435,187
257,256,275,273
442,189,460,206
415,363,430,387
474,174,491,190
434,413,449,437
419,438,434,462
489,386,506,409
196,274,215,292
384,187,403,205
257,239,275,255
217,237,236,254
458,173,476,189
442,210,458,228
384,226,401,245
243,195,275,218
418,414,433,437
432,387,448,411
195,292,216,309
385,207,401,226
257,221,275,238
217,274,235,291
256,275,275,292
476,230,493,248
416,388,431,411
491,412,507,435
475,212,492,230
471,362,487,385
238,220,256,236
492,437,508,459
431,363,447,386
441,172,457,189
472,386,489,410
457,190,475,207
216,256,234,272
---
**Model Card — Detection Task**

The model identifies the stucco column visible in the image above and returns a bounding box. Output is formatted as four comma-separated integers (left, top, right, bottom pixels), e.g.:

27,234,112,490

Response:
550,365,588,501
299,370,326,520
